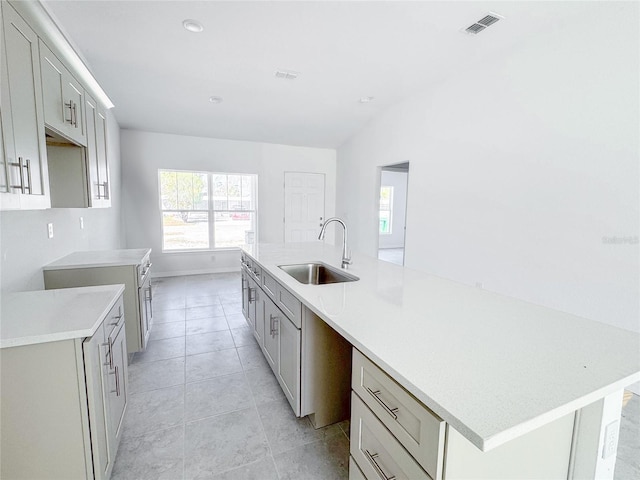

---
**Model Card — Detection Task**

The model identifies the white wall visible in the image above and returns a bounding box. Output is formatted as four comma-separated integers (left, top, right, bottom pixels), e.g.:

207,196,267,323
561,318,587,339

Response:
120,129,336,277
379,170,408,249
0,111,124,292
337,4,639,341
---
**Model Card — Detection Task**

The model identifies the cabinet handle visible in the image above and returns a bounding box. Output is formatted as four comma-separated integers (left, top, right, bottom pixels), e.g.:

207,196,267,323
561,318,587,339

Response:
96,181,109,199
115,365,120,396
109,311,124,326
366,387,399,420
248,288,255,303
364,449,396,480
72,101,78,127
24,159,32,194
102,337,114,369
65,100,74,124
9,158,25,193
269,314,279,336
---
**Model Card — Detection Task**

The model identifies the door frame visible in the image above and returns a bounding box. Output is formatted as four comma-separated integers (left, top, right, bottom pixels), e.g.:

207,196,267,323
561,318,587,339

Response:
376,163,409,265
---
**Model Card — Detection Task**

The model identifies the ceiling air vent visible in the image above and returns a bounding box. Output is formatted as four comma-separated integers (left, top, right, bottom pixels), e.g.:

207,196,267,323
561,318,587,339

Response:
275,69,299,80
464,12,502,35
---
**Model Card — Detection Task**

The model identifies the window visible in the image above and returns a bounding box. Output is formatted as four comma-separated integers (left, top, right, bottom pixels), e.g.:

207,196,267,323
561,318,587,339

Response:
159,170,257,251
379,186,393,234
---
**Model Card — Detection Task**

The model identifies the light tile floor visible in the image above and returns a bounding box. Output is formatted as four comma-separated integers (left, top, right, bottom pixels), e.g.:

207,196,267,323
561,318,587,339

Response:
113,272,638,480
112,272,349,480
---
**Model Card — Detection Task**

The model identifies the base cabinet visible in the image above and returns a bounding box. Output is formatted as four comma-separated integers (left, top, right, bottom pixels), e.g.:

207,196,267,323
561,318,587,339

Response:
0,295,127,479
263,293,301,413
240,252,352,427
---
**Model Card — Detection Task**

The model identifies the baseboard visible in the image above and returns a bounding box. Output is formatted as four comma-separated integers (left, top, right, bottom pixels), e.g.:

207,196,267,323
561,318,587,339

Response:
151,266,240,278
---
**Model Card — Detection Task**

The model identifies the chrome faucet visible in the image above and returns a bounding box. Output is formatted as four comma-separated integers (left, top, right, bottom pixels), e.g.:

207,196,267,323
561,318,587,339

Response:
318,217,352,269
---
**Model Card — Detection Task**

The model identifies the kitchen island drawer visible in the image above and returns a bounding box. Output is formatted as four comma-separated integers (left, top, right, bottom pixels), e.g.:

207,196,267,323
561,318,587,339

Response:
261,270,278,300
277,284,301,328
351,392,431,480
352,349,445,479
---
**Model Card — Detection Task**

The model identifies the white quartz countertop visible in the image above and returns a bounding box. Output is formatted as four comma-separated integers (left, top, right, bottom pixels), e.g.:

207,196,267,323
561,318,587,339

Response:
0,284,125,348
242,243,640,451
43,248,151,270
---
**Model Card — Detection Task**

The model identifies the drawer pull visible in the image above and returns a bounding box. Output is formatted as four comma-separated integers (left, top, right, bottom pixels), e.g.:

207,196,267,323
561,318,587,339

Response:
364,449,396,480
101,340,113,368
109,311,124,326
366,387,399,420
248,288,255,303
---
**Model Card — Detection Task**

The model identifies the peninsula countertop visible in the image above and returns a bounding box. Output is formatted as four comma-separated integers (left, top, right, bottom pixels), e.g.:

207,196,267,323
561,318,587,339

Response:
0,284,125,349
43,248,151,270
241,242,640,451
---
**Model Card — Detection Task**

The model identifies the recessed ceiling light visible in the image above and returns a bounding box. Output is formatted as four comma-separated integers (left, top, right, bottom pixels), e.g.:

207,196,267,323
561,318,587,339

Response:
183,19,204,33
359,96,374,103
209,96,223,104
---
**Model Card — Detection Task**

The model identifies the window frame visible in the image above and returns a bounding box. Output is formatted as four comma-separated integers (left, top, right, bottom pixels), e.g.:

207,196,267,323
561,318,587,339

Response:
158,169,258,253
379,185,393,235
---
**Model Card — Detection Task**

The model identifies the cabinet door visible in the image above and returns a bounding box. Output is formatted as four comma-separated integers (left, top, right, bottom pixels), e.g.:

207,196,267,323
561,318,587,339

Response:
241,271,248,318
39,41,86,146
0,12,19,210
95,108,110,204
253,285,265,348
1,2,49,208
108,322,127,445
277,313,301,415
84,94,99,204
262,296,279,372
247,276,257,329
138,280,152,350
83,323,113,480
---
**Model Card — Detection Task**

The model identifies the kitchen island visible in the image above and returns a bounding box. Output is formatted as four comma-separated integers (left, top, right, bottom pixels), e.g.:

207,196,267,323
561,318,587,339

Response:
242,242,639,479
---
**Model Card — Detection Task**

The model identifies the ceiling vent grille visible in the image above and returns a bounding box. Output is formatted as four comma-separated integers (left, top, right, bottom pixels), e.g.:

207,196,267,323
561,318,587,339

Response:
275,70,299,80
464,13,502,35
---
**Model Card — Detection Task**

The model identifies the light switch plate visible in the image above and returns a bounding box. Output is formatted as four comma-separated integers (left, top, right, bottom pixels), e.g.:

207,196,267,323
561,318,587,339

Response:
602,419,619,459
47,223,54,239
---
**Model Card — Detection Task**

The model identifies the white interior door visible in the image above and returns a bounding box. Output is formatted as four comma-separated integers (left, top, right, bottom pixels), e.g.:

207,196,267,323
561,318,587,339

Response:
284,172,325,242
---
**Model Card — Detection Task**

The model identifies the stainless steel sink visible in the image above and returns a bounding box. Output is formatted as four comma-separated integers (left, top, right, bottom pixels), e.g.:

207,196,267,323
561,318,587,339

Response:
278,262,359,285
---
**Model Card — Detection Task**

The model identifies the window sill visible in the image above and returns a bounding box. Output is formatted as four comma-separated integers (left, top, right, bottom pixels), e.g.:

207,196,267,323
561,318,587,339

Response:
161,247,242,254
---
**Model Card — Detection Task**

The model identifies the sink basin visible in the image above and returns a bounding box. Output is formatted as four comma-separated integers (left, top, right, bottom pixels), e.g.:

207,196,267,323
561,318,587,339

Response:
278,262,359,285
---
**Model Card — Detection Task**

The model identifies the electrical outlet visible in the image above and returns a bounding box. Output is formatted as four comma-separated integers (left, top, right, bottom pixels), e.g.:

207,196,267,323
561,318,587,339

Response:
79,217,84,229
475,282,483,288
210,255,216,262
602,420,619,459
47,223,54,239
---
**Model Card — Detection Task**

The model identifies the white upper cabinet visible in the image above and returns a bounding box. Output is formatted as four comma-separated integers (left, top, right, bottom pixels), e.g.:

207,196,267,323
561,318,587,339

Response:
0,1,50,210
39,40,87,146
1,0,113,211
85,93,111,207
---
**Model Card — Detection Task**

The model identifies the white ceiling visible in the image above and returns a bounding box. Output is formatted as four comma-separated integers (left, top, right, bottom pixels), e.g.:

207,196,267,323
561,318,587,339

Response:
43,1,588,149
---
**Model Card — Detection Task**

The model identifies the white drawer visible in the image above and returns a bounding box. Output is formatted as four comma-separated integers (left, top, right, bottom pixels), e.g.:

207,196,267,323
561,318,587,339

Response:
104,296,125,339
352,349,445,480
349,456,367,480
351,392,431,480
277,285,301,328
261,270,278,301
